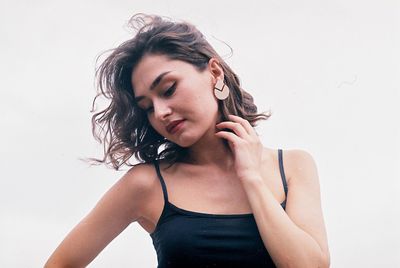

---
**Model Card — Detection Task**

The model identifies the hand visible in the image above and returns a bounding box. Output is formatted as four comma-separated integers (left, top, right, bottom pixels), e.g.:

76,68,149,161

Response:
215,114,264,182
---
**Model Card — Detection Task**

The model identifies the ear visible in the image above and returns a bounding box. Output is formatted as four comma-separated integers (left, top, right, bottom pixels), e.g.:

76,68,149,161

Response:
208,58,225,83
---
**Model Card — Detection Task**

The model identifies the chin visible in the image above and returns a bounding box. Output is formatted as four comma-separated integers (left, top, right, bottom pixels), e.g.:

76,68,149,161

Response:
173,138,195,148
169,132,199,148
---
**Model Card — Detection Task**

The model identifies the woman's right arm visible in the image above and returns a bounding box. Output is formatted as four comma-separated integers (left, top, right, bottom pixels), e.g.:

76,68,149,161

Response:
44,163,154,268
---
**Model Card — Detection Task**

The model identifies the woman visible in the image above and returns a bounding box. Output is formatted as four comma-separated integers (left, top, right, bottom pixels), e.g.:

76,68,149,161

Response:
45,13,330,267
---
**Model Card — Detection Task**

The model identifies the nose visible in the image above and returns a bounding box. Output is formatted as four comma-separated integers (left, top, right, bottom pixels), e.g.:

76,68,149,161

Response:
153,100,172,121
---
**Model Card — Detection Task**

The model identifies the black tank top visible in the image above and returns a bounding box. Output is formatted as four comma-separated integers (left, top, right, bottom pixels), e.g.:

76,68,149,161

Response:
150,149,288,268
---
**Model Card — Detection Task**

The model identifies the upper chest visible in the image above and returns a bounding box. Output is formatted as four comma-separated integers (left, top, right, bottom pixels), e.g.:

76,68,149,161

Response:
162,159,283,204
138,148,290,234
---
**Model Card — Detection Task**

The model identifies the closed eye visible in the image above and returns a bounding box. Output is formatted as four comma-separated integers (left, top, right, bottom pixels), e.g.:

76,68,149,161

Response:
140,103,153,113
164,82,176,97
144,107,153,113
142,82,177,114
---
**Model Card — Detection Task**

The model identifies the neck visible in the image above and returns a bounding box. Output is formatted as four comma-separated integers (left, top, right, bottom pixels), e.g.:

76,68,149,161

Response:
184,127,235,171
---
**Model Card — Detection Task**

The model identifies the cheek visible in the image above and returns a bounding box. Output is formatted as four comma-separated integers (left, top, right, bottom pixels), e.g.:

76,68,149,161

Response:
190,94,219,125
201,92,219,112
192,83,218,108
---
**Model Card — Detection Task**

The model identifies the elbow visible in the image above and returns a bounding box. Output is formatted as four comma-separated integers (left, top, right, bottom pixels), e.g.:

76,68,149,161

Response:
317,251,331,268
309,244,330,268
285,250,330,268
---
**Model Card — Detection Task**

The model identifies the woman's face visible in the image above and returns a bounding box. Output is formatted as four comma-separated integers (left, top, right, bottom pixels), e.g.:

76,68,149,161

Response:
131,54,222,147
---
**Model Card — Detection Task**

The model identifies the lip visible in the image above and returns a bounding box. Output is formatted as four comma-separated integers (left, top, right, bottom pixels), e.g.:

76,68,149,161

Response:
166,119,185,134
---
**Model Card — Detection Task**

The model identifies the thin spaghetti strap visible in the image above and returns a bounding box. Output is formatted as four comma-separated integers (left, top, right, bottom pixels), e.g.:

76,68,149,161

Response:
153,159,169,203
278,149,288,197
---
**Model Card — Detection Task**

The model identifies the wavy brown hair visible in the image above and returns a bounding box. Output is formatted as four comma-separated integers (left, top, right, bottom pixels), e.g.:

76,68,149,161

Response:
89,13,272,170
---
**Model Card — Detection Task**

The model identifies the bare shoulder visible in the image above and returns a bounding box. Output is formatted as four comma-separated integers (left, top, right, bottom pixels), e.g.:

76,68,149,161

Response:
280,149,319,186
114,162,159,220
262,147,318,185
123,162,158,191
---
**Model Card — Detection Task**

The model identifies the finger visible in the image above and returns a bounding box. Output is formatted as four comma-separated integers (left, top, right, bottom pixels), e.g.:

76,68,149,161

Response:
227,115,255,136
216,121,248,138
214,130,241,146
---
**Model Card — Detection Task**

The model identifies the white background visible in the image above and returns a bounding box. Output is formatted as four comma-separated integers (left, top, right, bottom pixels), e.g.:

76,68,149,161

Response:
1,0,399,267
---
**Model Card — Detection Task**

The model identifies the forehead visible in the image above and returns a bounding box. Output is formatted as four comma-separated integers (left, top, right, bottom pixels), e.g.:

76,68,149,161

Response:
131,54,188,94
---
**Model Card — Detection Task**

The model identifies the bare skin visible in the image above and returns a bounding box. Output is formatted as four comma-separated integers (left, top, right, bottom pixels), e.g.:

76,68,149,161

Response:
137,147,290,235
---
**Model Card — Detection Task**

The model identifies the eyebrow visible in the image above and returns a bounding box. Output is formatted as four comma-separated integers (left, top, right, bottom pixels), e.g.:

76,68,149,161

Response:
134,71,172,103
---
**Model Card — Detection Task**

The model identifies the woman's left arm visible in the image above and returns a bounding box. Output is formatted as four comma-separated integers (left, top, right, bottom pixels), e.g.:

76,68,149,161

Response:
215,115,330,268
242,150,330,268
